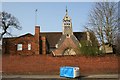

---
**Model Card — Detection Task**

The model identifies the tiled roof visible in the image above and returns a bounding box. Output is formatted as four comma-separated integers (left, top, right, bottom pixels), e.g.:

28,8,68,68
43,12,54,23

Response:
3,32,87,48
71,35,80,46
3,33,34,39
57,35,66,47
40,32,87,47
18,33,34,37
40,32,62,48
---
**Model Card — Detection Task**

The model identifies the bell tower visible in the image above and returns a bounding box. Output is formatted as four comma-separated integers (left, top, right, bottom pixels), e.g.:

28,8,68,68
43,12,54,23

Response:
62,7,73,36
53,7,81,56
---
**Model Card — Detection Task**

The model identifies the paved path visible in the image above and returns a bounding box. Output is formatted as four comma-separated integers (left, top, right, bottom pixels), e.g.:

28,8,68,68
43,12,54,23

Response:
84,74,119,79
2,75,62,79
2,74,120,79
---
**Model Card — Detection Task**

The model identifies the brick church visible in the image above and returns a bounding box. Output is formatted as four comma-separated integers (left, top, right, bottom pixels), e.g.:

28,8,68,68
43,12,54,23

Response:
2,8,97,56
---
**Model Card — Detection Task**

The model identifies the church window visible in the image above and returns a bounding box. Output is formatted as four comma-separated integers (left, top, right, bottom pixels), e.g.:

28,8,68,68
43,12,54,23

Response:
66,34,70,38
17,44,22,51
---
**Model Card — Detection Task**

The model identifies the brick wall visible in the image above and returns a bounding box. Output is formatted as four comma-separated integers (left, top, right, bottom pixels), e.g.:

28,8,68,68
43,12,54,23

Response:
2,36,34,55
2,26,41,55
53,37,79,56
2,55,119,75
41,36,46,55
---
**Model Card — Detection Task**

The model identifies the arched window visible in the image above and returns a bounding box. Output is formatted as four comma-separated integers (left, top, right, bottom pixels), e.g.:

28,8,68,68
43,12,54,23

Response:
66,34,70,38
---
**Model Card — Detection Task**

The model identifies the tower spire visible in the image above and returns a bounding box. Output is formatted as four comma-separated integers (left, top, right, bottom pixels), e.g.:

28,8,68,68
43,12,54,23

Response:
63,7,73,35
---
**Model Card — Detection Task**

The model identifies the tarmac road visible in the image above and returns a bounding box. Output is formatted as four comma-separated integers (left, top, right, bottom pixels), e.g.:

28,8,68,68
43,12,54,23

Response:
1,74,120,80
1,78,119,80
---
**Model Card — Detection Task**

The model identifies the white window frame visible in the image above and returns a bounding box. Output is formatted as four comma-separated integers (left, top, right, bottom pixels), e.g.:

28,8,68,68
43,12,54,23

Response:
17,44,22,51
28,44,31,50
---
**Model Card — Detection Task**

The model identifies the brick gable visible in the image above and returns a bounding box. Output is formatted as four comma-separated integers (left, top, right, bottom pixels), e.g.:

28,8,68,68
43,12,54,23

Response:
52,35,80,56
2,26,41,55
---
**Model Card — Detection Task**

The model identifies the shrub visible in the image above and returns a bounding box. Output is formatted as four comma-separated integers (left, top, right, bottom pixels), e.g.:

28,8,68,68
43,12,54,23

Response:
79,40,99,56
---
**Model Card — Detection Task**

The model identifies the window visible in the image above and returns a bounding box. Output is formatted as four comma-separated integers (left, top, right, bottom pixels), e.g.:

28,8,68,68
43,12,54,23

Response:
28,44,31,50
17,44,22,51
66,34,70,38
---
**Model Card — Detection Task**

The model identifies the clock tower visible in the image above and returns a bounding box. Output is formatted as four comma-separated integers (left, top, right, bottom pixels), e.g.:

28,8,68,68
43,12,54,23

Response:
62,7,73,36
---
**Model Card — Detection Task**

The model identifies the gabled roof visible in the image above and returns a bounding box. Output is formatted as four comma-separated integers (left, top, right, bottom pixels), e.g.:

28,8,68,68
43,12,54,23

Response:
40,32,87,47
57,35,80,48
3,32,87,48
71,35,80,46
3,33,34,39
18,33,34,38
74,32,87,41
40,32,62,47
3,33,34,43
57,35,66,47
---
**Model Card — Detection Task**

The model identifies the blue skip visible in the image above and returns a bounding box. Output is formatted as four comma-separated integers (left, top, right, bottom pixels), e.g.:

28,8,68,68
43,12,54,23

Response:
60,66,80,78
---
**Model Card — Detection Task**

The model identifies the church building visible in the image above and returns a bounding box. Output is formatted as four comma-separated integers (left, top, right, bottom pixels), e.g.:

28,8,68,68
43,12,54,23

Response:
2,8,97,56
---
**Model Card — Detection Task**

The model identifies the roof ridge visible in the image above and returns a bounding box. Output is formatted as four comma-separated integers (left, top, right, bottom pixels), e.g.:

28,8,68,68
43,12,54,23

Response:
57,35,66,47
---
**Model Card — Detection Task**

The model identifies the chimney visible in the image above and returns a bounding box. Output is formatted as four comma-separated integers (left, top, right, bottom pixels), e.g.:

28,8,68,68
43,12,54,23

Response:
41,36,46,55
35,25,40,55
35,25,40,38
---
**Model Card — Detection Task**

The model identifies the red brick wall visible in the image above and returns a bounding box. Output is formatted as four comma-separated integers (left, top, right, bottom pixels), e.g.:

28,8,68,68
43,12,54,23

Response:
41,36,46,55
2,36,38,55
53,37,80,56
2,26,42,55
2,55,119,75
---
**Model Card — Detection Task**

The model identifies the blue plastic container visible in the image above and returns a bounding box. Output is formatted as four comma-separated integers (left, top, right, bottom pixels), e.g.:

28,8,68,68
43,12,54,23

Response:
60,66,80,78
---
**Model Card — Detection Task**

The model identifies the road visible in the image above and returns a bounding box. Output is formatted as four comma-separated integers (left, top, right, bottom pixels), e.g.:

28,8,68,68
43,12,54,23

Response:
1,74,120,80
1,78,119,80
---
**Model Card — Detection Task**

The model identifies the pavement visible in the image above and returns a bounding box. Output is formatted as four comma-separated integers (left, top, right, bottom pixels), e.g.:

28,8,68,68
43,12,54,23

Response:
1,74,120,79
84,74,119,79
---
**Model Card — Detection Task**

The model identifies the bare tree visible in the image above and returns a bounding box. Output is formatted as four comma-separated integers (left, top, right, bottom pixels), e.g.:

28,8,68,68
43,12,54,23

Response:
85,2,118,51
0,11,22,39
116,2,120,55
